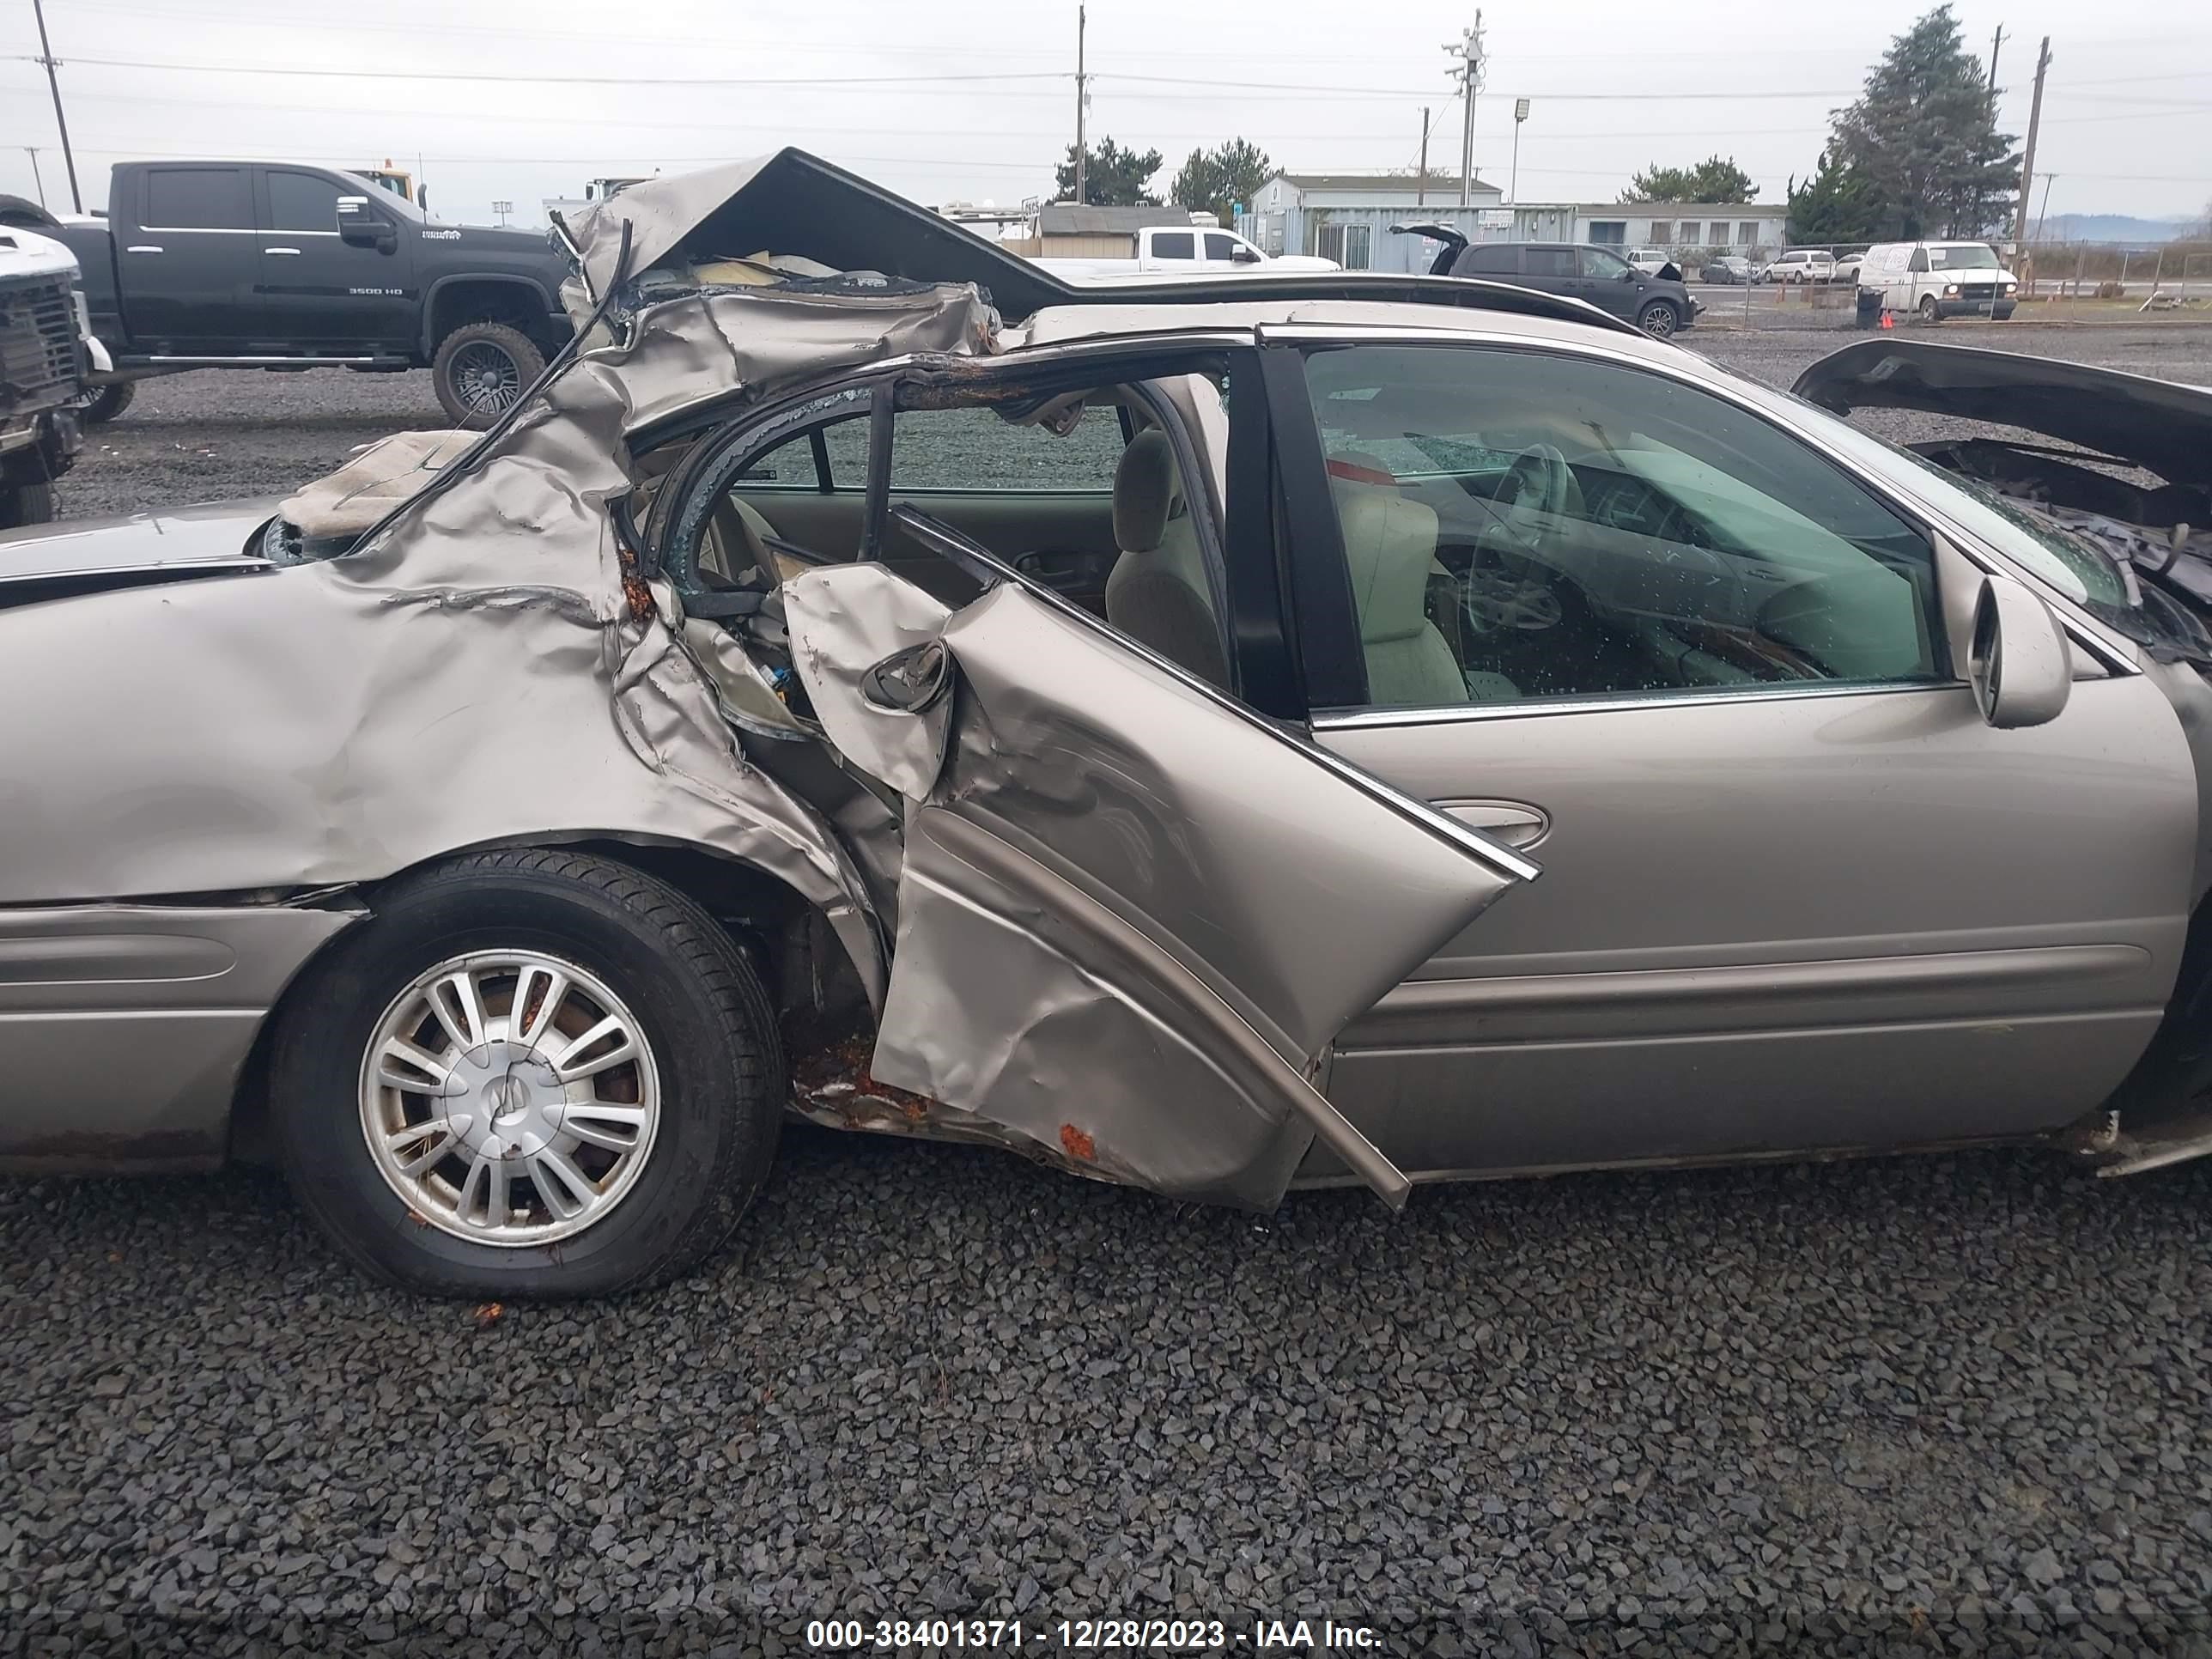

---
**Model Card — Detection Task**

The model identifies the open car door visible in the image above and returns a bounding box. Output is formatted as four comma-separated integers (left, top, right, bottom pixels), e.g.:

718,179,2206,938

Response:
779,515,1538,1211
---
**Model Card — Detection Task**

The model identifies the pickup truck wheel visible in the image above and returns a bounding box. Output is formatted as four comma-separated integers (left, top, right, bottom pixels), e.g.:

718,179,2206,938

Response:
1636,301,1680,338
271,848,784,1299
0,483,56,528
76,381,136,424
432,322,545,429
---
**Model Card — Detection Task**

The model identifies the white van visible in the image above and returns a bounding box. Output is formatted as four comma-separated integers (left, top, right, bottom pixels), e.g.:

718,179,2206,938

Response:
1862,241,2019,321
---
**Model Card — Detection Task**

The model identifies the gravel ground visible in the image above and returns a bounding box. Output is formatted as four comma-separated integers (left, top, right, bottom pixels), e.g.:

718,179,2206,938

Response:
8,322,2212,1658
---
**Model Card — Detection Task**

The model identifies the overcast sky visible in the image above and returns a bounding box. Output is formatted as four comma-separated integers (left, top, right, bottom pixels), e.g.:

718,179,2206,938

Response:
2,0,2204,228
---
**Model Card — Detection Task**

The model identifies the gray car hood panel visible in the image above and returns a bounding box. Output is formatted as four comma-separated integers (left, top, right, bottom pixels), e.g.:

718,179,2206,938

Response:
1796,339,2212,490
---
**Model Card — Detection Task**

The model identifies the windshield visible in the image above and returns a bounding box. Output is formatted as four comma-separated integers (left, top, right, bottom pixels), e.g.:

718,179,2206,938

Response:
1927,245,1999,270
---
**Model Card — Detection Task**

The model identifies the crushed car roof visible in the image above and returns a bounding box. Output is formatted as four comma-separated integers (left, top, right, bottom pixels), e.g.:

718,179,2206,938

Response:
566,147,1643,337
1795,339,2212,492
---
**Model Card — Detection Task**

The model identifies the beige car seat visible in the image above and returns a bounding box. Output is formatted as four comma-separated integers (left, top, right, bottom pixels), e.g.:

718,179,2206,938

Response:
1103,429,1230,688
1336,489,1471,707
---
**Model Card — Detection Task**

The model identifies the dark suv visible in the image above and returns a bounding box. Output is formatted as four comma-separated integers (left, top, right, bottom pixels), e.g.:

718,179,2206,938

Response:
1393,228,1700,338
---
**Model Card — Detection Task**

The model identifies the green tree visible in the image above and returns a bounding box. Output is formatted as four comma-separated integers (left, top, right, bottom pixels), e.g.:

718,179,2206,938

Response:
1171,137,1273,225
1054,138,1164,207
1829,4,2019,238
1786,146,1883,243
1623,156,1759,204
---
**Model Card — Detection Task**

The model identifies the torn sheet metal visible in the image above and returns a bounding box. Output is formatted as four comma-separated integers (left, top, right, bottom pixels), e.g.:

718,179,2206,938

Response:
0,276,994,1018
565,148,1063,324
781,563,954,801
783,568,1537,1209
279,428,477,538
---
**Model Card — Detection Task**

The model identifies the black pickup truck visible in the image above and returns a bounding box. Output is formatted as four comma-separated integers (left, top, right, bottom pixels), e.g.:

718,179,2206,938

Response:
10,161,573,428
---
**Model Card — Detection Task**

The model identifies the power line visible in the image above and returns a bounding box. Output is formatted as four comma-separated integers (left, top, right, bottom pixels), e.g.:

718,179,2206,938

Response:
0,53,1072,88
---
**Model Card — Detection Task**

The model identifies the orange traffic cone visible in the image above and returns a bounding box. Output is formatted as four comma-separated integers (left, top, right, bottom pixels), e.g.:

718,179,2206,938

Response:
1879,308,1894,331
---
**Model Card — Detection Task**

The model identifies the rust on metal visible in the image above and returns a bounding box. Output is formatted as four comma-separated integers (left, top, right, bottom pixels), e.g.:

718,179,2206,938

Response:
1058,1123,1095,1162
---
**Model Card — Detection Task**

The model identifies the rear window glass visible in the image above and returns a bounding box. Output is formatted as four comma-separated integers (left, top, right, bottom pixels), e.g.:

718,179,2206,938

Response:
1457,245,1518,275
144,168,251,229
1151,232,1194,260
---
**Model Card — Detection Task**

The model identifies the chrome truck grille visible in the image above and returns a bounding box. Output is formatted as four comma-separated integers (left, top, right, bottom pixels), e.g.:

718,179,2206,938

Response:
0,278,81,411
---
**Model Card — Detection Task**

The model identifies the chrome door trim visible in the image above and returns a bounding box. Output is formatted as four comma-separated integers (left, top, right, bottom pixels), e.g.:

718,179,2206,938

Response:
1255,320,2145,674
1311,677,1946,732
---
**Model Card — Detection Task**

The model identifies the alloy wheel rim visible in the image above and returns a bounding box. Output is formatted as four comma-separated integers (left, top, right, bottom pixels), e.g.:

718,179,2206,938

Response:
1643,307,1675,337
452,341,522,415
358,950,660,1247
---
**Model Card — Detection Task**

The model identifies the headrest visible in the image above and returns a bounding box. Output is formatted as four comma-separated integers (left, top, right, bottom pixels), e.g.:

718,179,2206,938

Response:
1338,490,1441,644
1326,449,1400,490
1114,428,1175,553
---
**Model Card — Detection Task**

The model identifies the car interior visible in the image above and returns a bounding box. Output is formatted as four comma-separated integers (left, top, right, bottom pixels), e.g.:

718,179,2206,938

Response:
1303,346,1949,709
665,369,1238,690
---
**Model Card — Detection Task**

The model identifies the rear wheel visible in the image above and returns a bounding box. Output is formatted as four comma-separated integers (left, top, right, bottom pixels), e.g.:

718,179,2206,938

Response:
1636,300,1681,338
431,321,545,429
272,848,783,1298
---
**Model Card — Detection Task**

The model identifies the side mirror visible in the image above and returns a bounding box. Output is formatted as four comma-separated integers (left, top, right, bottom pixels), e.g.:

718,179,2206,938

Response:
1233,245,1261,264
1970,575,2070,728
1619,268,1636,281
336,195,395,252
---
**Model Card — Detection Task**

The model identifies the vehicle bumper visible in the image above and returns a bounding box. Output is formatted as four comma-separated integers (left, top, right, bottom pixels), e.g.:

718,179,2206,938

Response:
0,406,81,483
1935,298,2018,319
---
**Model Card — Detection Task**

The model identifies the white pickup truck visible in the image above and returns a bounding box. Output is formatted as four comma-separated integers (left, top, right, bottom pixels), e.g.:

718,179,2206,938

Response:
0,214,93,527
1036,224,1340,282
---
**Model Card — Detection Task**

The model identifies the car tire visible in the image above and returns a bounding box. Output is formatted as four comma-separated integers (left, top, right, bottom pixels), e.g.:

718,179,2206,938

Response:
0,482,56,528
271,848,784,1299
1636,301,1680,338
432,321,546,429
1918,294,1942,325
77,380,135,424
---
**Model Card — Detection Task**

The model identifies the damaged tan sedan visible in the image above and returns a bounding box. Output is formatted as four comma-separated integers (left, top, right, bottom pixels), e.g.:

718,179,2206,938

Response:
6,151,2212,1298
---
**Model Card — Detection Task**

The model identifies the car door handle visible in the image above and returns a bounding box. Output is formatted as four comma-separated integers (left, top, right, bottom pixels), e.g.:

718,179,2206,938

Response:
1435,798,1551,848
125,245,162,254
265,246,302,256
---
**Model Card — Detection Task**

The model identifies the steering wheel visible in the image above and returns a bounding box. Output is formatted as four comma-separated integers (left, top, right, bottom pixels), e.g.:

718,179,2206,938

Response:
1465,442,1573,637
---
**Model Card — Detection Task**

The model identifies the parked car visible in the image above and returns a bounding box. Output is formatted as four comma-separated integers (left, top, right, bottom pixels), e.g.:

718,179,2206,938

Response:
1036,223,1340,280
0,210,91,526
1390,228,1700,337
1764,248,1837,283
9,160,574,428
1699,255,1753,285
1830,248,1867,287
6,150,2212,1299
1626,246,1680,278
1859,240,2019,322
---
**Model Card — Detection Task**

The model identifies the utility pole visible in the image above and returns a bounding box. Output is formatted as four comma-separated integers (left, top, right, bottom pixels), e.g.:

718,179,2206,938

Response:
2012,34,2050,252
1987,25,2003,100
1417,108,1431,206
30,0,82,214
23,148,46,210
1073,4,1088,205
1443,14,1484,209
